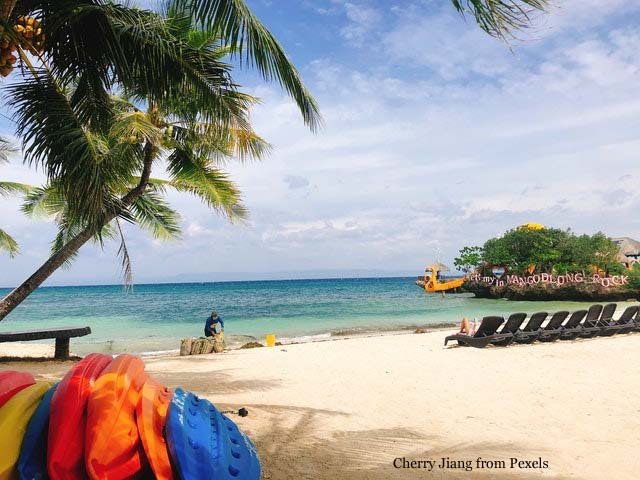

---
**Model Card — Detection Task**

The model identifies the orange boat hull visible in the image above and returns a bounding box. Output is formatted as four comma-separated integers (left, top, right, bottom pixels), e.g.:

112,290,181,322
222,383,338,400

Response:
85,354,148,480
424,277,465,293
137,379,174,480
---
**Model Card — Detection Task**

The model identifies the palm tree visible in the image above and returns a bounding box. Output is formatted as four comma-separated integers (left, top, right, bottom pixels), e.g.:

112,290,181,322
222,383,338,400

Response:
0,136,31,257
0,1,315,320
1,0,320,224
19,91,266,284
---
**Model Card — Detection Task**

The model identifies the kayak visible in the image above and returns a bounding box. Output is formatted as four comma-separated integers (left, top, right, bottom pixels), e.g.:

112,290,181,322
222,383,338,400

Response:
221,412,261,480
136,379,174,480
85,354,148,480
17,383,58,480
48,353,112,480
0,371,35,408
0,382,51,480
166,388,260,480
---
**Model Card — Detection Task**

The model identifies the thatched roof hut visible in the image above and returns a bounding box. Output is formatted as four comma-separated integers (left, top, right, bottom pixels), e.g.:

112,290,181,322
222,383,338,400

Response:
425,261,450,273
612,237,640,266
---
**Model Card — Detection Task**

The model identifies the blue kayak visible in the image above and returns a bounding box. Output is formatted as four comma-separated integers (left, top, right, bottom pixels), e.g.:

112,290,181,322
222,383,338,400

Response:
17,383,58,480
166,388,260,480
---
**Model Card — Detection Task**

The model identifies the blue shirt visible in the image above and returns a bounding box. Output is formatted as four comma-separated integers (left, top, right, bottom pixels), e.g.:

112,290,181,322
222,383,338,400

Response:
205,315,224,334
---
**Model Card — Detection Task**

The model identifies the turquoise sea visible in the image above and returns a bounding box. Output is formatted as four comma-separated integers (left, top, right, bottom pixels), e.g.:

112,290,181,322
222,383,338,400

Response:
0,277,612,355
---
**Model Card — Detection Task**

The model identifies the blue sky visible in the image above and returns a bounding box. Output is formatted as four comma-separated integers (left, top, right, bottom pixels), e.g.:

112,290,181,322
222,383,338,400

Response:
2,0,640,286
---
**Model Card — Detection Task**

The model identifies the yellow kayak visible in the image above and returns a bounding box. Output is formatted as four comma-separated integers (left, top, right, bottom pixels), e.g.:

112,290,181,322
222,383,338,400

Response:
0,382,51,480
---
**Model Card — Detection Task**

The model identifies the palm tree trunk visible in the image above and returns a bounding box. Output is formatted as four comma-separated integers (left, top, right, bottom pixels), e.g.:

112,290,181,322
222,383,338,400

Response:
0,226,95,319
0,143,156,321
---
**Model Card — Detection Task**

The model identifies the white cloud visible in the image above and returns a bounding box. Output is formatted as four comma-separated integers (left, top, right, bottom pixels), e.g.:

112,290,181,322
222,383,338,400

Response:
340,2,382,45
283,175,310,189
383,9,515,80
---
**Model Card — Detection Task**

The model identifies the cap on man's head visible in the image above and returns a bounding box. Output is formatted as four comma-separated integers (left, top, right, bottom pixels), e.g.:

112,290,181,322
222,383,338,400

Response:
211,311,218,319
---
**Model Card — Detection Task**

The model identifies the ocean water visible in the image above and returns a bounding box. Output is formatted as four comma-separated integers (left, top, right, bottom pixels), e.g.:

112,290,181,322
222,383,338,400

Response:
0,277,618,355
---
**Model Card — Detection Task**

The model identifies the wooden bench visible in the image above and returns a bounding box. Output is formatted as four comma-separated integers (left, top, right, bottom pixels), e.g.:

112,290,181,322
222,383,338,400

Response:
0,326,91,360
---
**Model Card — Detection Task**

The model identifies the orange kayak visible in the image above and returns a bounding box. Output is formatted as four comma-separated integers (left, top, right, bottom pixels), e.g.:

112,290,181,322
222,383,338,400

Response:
85,354,149,480
136,379,174,480
48,353,112,480
0,382,51,480
0,371,35,408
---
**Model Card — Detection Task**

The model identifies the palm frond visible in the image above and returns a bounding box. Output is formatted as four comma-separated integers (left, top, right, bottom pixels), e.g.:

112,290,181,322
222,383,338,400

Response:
50,220,116,268
172,0,322,130
0,137,16,163
128,190,182,240
451,0,549,39
9,75,142,230
50,214,84,268
170,121,271,163
0,180,33,258
40,3,242,128
0,181,33,198
0,228,19,258
166,148,246,220
9,73,110,226
110,111,164,146
115,219,134,289
21,184,67,218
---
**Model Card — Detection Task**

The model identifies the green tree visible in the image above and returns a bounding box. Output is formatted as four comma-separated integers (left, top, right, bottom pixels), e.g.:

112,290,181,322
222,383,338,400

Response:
454,246,484,273
627,264,640,291
482,237,513,269
588,232,619,273
482,227,568,273
478,226,621,275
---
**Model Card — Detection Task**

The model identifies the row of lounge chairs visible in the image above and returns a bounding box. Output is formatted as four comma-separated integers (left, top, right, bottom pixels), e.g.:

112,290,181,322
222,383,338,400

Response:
444,304,640,348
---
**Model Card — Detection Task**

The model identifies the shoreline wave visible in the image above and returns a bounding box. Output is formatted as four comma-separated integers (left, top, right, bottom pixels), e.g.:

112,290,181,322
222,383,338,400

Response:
66,322,461,358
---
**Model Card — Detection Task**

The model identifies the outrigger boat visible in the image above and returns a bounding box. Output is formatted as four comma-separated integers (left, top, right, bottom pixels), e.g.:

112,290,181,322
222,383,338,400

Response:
416,262,465,293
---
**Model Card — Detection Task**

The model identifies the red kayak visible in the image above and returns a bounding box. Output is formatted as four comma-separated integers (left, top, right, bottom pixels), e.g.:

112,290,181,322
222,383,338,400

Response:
48,353,112,480
137,379,174,480
85,354,149,479
0,371,35,408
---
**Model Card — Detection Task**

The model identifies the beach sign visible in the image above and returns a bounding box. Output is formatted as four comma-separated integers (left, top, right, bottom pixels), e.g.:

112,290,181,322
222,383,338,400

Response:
491,267,505,278
470,273,629,288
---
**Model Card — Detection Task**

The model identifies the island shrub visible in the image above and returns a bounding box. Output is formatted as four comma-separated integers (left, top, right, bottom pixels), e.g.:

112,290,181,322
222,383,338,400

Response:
455,226,620,276
627,265,640,291
453,246,484,274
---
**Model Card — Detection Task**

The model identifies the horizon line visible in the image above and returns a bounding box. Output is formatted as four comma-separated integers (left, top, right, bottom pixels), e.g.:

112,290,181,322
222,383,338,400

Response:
0,273,432,290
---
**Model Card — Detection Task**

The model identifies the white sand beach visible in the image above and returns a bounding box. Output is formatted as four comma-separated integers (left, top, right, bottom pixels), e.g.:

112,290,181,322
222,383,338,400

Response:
0,342,54,358
4,330,639,479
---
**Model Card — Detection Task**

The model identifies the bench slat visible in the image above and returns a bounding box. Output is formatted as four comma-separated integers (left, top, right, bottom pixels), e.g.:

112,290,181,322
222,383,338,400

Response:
0,326,91,342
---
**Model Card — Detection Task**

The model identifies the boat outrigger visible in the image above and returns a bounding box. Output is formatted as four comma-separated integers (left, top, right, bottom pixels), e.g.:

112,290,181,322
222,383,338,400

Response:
416,262,465,293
